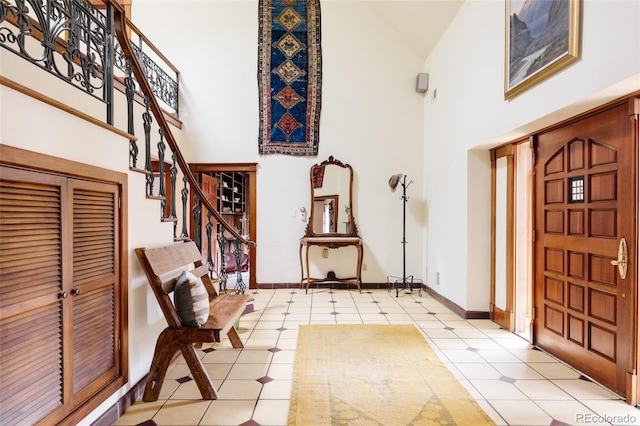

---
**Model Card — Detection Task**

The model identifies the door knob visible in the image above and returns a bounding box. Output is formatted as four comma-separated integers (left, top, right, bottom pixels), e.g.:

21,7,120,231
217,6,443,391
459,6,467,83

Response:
610,238,628,280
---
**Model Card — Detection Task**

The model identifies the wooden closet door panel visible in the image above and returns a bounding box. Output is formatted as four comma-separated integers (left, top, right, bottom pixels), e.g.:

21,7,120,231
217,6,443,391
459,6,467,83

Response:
69,180,120,404
0,168,67,425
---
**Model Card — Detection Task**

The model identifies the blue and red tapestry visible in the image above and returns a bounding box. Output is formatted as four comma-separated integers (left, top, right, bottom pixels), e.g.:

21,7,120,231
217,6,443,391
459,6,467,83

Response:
258,0,322,156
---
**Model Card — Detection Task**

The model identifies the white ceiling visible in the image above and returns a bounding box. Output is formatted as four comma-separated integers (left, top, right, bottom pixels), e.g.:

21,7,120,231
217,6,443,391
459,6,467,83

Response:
366,0,465,58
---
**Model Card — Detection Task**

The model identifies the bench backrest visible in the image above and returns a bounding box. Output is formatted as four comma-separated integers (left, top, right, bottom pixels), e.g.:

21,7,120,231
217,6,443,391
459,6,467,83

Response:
135,241,218,328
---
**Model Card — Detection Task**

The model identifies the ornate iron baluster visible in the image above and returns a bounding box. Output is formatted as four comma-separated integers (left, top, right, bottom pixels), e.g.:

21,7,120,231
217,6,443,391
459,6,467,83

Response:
142,95,154,196
103,1,114,124
124,58,138,168
193,194,201,251
180,175,189,239
170,152,178,238
157,127,166,218
217,223,228,294
205,210,214,278
232,238,246,294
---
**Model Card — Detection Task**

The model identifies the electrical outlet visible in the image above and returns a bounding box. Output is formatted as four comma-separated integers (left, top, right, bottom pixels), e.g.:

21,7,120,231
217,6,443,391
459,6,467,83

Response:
362,263,367,271
322,248,329,258
290,209,296,218
436,272,440,285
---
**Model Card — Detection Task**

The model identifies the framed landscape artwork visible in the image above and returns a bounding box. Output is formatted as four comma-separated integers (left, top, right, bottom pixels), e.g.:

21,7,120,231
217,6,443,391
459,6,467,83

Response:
505,0,581,100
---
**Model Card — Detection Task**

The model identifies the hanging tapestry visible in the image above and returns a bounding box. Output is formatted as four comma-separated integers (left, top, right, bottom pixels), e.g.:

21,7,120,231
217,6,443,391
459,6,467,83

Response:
258,0,322,156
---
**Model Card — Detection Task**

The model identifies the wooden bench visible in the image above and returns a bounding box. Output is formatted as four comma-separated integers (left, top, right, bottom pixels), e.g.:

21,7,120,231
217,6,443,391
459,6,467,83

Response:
135,241,253,401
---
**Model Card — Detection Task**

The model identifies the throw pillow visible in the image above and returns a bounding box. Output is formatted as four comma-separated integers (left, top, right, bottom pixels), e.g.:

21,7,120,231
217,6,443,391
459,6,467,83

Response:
174,271,210,327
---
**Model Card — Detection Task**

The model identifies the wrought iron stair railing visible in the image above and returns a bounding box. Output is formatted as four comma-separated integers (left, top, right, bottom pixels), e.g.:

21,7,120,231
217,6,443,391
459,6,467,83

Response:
109,0,252,294
0,0,252,293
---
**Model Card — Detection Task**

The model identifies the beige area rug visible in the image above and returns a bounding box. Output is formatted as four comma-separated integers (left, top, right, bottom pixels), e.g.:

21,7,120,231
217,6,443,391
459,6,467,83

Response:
288,324,495,425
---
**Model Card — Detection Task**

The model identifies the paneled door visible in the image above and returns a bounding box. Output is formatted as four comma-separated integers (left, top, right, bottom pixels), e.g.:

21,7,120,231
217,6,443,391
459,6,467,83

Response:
534,101,637,399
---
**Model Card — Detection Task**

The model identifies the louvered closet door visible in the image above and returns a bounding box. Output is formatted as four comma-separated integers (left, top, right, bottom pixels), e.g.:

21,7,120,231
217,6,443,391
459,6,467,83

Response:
69,180,120,405
0,168,68,426
0,167,121,425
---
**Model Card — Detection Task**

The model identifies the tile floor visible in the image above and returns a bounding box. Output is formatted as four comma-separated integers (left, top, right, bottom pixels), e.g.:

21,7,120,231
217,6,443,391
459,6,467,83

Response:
115,288,640,426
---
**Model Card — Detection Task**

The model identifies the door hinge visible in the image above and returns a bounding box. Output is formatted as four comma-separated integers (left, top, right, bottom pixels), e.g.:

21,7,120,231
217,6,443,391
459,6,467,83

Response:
531,147,536,165
532,229,536,242
530,136,537,175
118,338,121,351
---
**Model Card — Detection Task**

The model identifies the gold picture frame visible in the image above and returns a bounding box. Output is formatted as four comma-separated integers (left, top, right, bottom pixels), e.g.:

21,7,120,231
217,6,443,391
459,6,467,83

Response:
504,0,581,100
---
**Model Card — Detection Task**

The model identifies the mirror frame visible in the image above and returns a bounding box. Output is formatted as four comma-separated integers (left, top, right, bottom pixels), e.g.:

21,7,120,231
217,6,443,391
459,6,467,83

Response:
305,156,358,238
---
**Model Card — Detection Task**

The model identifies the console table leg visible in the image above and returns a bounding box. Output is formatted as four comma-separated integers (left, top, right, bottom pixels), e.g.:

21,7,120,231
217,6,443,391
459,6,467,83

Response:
298,242,304,289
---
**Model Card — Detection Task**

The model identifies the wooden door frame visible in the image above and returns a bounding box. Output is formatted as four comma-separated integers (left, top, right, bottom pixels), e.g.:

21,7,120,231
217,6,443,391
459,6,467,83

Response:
629,97,640,405
490,144,515,331
190,163,257,289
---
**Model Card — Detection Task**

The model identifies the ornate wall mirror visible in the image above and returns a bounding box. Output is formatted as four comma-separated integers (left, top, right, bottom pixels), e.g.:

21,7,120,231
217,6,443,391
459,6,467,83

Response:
305,156,358,237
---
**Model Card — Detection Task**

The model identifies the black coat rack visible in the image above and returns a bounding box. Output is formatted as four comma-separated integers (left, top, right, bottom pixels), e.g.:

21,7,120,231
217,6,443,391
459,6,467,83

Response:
388,174,421,297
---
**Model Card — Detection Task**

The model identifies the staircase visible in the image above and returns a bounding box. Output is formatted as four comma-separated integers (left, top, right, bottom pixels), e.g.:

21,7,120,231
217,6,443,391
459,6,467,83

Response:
0,1,253,424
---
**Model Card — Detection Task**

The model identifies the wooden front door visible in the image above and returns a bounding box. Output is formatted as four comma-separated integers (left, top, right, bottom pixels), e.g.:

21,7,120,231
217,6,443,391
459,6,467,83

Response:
534,101,637,398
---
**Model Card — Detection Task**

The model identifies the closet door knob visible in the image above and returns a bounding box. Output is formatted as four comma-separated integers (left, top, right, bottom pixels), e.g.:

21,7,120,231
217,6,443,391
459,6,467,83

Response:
72,288,81,296
59,291,68,300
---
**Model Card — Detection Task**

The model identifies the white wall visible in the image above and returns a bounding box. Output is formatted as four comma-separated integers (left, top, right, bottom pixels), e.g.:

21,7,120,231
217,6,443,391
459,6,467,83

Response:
132,0,427,285
424,0,640,310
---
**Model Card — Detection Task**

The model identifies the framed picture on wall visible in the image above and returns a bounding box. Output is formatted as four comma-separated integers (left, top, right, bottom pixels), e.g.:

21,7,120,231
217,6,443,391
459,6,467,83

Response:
504,0,581,100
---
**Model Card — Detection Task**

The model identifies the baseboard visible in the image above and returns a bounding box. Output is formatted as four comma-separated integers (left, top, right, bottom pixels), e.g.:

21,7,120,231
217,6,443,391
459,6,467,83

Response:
422,285,490,320
90,376,148,426
256,282,393,290
254,283,489,319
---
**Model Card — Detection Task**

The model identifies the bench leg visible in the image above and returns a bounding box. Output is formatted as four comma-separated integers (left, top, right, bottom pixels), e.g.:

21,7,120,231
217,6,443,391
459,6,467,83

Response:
143,329,180,402
227,326,244,349
181,343,218,400
144,329,220,401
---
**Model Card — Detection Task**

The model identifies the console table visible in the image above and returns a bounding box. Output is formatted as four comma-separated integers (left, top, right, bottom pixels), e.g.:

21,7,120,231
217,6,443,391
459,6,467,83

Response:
299,236,363,293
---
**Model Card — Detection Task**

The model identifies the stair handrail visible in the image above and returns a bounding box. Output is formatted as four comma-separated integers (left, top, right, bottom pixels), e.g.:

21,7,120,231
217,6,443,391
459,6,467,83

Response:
109,0,253,247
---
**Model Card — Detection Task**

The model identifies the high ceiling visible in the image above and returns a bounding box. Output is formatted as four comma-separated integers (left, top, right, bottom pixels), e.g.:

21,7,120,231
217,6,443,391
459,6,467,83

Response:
367,0,465,58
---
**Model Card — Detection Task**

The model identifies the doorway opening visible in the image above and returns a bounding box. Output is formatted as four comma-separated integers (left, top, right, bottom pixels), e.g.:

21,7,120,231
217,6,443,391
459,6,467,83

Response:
490,140,533,340
189,163,257,289
514,140,533,341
